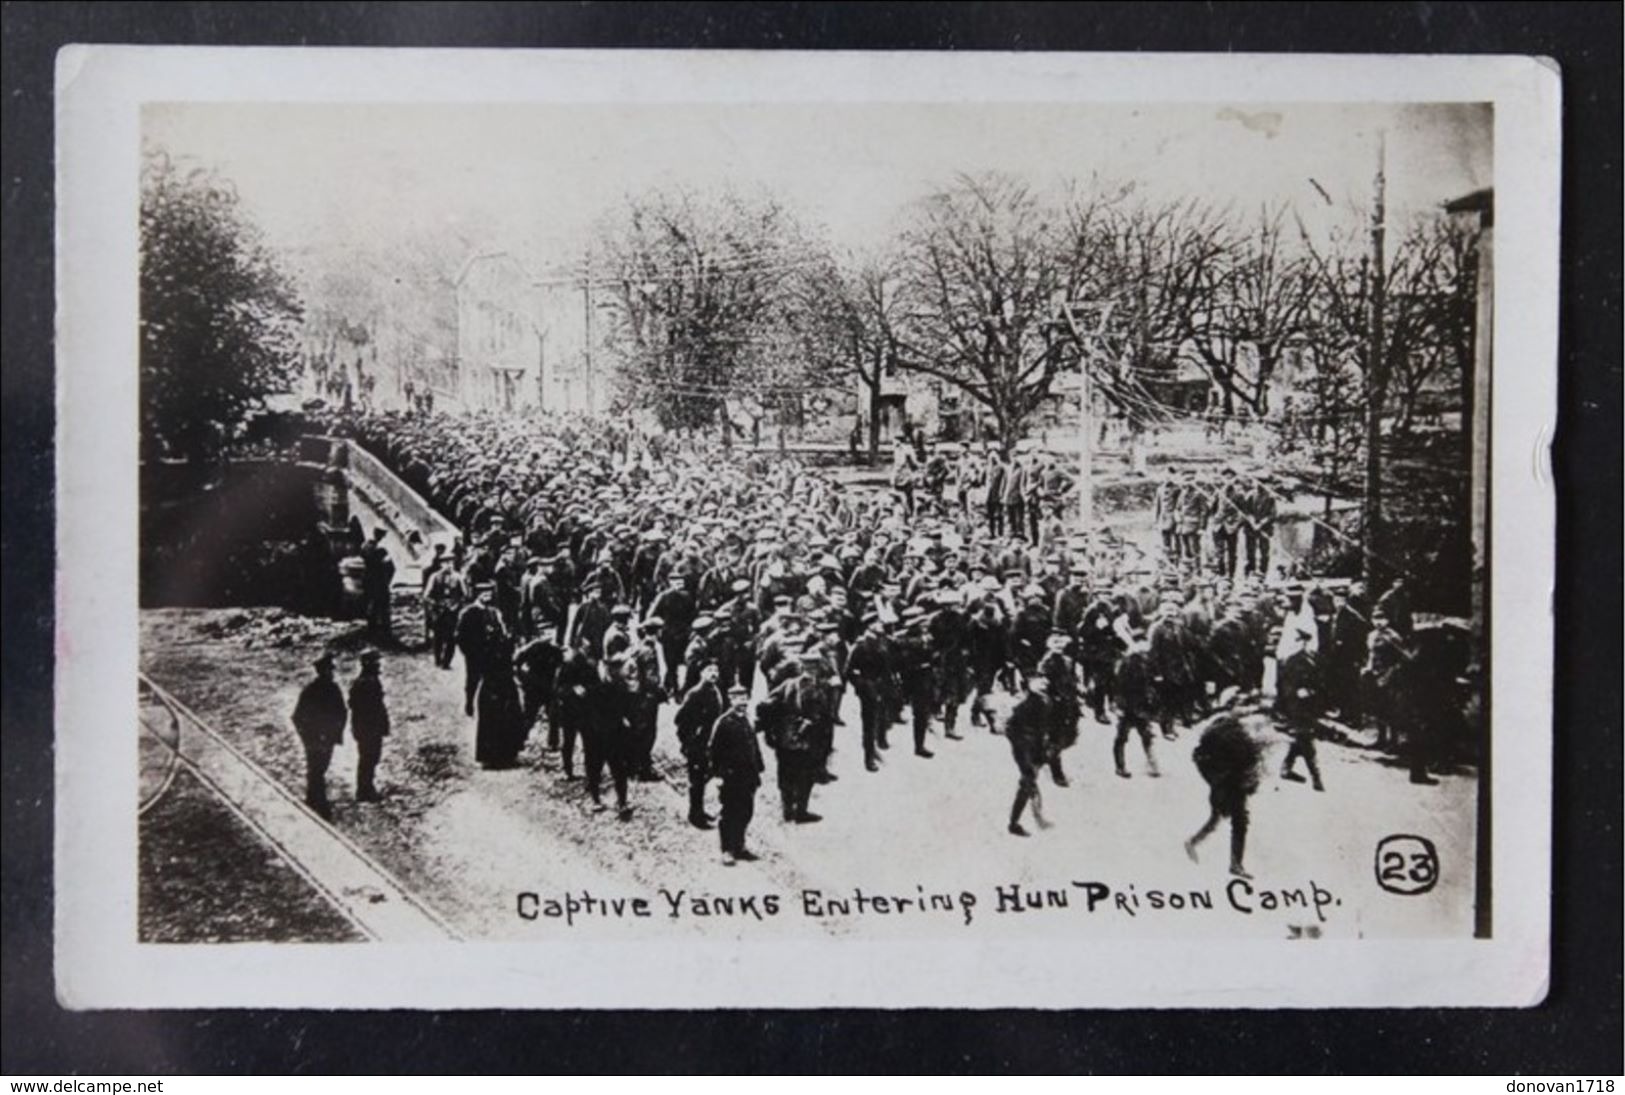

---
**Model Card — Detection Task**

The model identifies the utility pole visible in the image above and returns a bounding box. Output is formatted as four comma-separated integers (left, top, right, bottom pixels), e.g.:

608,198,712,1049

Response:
1060,297,1108,534
1364,131,1388,594
582,257,596,414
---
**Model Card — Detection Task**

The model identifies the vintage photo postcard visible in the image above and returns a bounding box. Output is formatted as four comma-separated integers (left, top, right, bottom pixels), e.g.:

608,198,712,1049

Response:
54,48,1558,1008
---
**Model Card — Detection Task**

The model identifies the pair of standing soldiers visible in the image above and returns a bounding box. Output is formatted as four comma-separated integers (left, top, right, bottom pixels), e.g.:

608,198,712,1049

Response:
290,650,391,818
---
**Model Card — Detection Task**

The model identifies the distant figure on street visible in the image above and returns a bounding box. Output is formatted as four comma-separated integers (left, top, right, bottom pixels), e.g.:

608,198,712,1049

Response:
348,650,390,802
291,653,347,819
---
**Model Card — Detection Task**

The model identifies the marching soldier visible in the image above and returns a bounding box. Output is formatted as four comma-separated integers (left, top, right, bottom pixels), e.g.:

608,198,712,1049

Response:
674,662,725,829
758,650,836,824
966,595,1006,731
898,606,937,759
291,653,347,819
1036,631,1080,786
1185,690,1266,879
929,590,970,742
455,582,506,718
602,603,635,662
1147,597,1193,739
628,619,667,781
724,579,762,694
648,573,696,695
1077,588,1123,726
568,582,613,661
592,657,637,821
552,636,598,780
348,650,390,802
1276,623,1326,791
1004,675,1053,837
514,626,563,750
1112,632,1160,779
845,613,891,771
681,614,720,695
423,558,466,670
708,684,764,865
361,528,396,636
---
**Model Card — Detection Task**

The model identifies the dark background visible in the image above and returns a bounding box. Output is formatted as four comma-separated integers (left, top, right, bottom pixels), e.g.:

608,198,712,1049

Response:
3,1,1619,1075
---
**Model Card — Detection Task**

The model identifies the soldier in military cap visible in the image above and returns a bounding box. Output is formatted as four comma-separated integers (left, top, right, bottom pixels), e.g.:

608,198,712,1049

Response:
1185,689,1267,879
1077,585,1124,726
455,582,507,718
628,618,668,779
758,650,837,823
1037,630,1081,786
602,603,634,662
552,634,599,780
681,614,720,695
1112,630,1160,779
722,578,762,694
648,572,696,694
1004,674,1053,837
348,650,391,802
1277,618,1326,791
708,684,764,865
291,652,347,819
423,549,466,668
514,625,563,750
674,662,725,828
845,612,893,771
898,605,938,759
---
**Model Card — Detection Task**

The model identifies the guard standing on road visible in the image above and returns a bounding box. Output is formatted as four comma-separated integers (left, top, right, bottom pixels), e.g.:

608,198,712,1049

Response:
674,662,725,829
291,653,347,819
708,684,764,865
348,650,390,802
455,582,507,717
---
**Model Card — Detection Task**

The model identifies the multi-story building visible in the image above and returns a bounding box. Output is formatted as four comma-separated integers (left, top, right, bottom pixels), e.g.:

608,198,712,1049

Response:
453,251,601,414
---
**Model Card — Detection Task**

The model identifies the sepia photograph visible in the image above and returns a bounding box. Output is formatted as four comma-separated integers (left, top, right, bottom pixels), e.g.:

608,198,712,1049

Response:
51,47,1560,1009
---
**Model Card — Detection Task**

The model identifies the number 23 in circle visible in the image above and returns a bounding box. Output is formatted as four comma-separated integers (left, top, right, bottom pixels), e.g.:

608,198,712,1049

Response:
1375,834,1440,895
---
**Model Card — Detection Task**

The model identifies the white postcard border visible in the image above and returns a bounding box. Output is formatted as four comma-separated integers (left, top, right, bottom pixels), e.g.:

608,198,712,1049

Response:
54,47,1558,1008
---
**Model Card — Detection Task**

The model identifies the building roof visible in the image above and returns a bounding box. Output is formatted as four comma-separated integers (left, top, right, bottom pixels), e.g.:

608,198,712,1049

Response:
1443,188,1493,227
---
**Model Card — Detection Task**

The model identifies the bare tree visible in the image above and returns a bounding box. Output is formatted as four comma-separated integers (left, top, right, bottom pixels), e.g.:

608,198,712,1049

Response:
794,250,911,464
889,173,1083,446
1173,203,1317,416
593,187,818,432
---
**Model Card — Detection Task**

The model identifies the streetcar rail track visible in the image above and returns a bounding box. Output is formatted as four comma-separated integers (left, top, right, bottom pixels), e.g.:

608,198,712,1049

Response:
139,672,460,942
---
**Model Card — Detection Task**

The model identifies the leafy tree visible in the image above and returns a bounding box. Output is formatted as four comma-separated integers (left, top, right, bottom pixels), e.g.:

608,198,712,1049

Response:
140,147,303,461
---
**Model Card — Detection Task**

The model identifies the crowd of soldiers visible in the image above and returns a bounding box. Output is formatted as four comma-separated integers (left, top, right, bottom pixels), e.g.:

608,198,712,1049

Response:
293,408,1449,873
